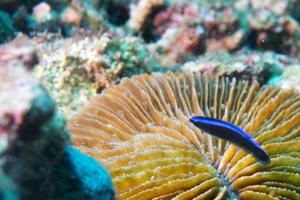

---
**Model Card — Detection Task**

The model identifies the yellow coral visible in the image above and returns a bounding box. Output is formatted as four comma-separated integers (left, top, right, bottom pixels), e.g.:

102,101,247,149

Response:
69,73,300,199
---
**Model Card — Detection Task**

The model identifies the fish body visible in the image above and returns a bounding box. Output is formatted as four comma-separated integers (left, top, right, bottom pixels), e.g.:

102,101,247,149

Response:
189,116,270,164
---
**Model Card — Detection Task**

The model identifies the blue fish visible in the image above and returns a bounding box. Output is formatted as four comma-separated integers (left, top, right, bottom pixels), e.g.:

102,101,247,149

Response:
189,116,270,165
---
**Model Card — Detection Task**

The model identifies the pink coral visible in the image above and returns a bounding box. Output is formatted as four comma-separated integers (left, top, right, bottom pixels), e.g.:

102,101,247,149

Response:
153,3,200,35
61,6,82,26
32,2,52,23
0,64,34,154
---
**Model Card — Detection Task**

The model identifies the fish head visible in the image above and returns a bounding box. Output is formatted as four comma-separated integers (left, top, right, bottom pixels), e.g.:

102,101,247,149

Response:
190,116,210,131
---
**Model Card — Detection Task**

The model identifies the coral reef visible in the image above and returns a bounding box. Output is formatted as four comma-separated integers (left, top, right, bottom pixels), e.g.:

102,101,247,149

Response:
0,49,33,200
1,0,300,199
132,0,300,58
1,0,300,58
2,34,299,118
70,72,300,199
129,0,299,66
147,2,243,65
3,84,69,199
0,0,109,43
149,2,206,65
1,82,114,199
35,33,161,117
182,50,300,85
0,47,114,199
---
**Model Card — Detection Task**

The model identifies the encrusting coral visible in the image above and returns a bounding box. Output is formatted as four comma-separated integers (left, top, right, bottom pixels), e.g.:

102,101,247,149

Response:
70,72,300,199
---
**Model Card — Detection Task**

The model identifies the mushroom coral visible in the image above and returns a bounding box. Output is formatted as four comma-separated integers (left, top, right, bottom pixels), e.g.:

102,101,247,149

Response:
69,72,300,199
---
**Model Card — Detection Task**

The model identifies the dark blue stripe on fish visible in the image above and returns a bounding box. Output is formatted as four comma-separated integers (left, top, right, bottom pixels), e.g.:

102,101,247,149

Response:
189,116,270,165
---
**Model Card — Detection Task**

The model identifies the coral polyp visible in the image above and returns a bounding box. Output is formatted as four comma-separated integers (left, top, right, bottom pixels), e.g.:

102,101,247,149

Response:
69,73,300,199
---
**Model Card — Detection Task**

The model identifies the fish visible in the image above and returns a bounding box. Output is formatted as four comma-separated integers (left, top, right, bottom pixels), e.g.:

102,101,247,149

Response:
189,116,271,165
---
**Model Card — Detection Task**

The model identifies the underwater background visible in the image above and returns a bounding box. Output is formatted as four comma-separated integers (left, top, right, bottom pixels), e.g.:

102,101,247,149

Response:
1,0,300,199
